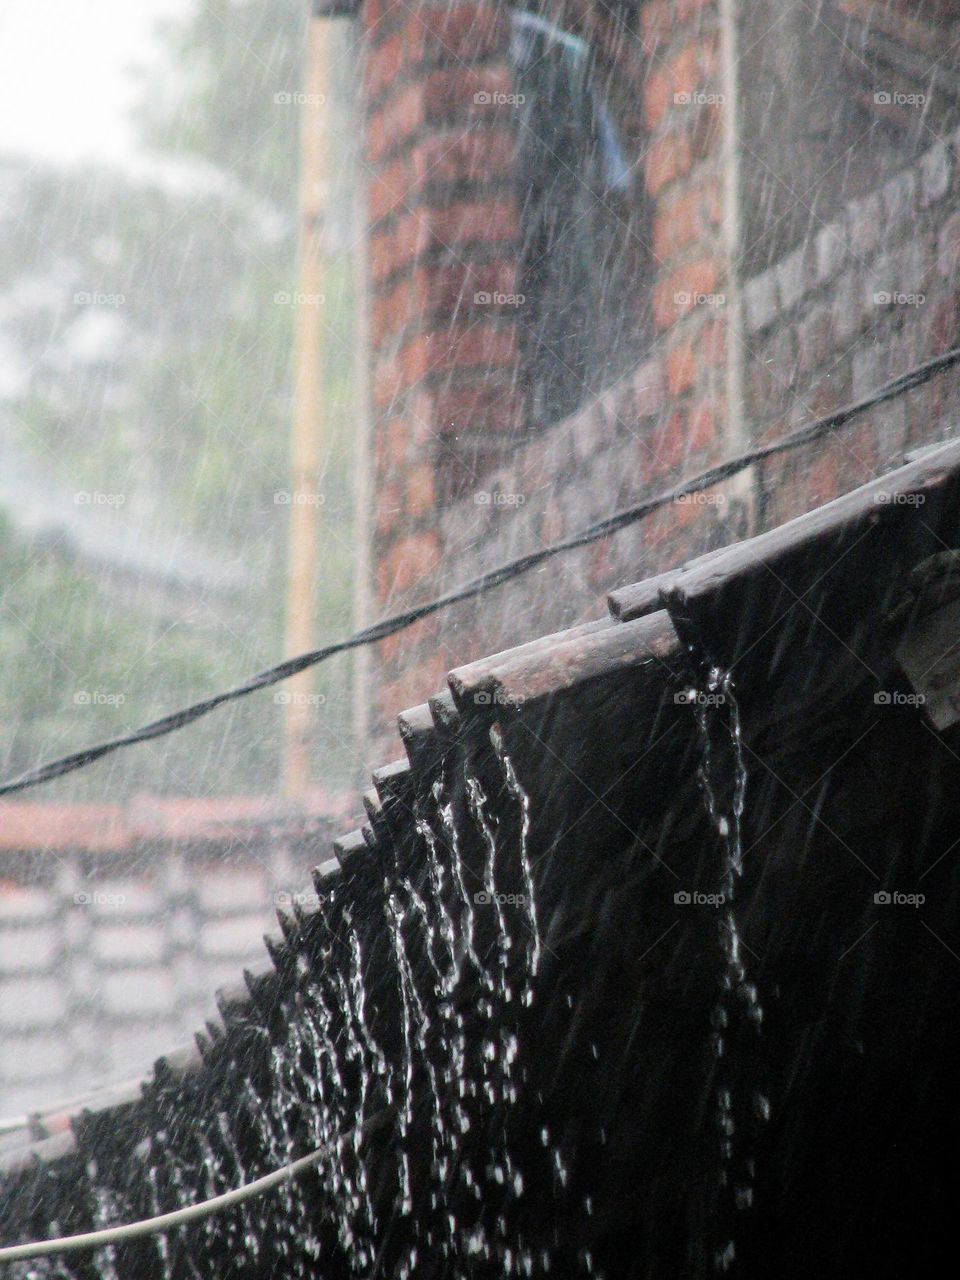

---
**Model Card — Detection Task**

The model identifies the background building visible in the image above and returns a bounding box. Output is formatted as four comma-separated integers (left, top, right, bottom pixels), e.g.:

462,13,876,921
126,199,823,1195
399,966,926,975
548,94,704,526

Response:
345,0,960,755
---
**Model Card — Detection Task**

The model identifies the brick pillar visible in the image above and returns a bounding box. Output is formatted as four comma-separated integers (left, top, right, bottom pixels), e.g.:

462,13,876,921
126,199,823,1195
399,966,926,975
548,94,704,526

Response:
643,1,733,487
361,0,523,729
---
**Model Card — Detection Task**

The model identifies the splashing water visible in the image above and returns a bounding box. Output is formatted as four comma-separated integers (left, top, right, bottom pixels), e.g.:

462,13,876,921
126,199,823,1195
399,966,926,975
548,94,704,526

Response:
465,750,555,1276
154,1129,206,1280
35,747,549,1280
145,1157,171,1274
385,888,424,1221
493,727,542,994
237,1059,302,1271
343,924,389,1259
400,875,456,1222
290,967,357,1265
84,1168,123,1280
214,1108,259,1265
465,772,526,1261
690,665,769,1273
436,778,484,987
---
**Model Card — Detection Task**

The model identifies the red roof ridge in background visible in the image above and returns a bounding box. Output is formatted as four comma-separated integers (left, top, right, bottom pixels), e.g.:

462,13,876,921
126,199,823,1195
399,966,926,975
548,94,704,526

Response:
0,788,355,855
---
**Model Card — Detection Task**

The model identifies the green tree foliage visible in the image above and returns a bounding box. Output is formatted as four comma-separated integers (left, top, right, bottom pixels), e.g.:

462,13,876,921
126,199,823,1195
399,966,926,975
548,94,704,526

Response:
0,0,358,799
138,0,306,206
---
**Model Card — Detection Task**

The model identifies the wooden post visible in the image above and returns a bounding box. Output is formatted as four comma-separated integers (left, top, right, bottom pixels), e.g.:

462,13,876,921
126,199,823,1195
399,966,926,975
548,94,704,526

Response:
349,39,373,775
719,0,755,535
282,12,329,798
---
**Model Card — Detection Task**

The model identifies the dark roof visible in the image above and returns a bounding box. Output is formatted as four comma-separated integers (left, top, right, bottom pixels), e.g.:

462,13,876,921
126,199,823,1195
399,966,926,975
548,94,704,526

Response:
4,439,960,1276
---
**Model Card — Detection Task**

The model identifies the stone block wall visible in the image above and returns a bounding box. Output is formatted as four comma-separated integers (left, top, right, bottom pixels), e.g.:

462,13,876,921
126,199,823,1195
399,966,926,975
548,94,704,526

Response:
0,813,344,1116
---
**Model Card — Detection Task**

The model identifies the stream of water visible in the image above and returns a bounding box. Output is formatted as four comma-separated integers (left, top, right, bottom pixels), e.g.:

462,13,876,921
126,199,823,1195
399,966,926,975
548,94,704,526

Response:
691,665,770,1274
47,747,550,1280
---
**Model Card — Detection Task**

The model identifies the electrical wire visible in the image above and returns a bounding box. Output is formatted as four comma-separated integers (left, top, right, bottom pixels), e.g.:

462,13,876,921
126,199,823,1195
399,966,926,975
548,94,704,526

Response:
1,340,959,801
0,1106,394,1262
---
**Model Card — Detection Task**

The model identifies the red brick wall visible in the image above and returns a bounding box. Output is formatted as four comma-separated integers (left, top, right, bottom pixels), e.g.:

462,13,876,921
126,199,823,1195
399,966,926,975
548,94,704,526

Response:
357,0,960,754
365,0,524,487
358,0,735,747
363,0,527,719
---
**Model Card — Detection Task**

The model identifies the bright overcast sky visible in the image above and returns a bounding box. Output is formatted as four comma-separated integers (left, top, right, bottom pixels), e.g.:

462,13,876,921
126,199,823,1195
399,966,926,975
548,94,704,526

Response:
0,0,190,167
